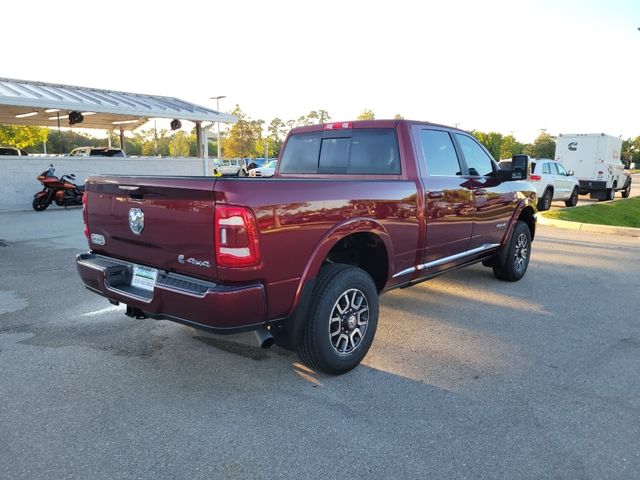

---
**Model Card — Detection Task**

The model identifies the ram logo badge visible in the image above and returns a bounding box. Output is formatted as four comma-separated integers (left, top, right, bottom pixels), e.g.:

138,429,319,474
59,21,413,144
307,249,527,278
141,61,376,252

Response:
129,208,144,235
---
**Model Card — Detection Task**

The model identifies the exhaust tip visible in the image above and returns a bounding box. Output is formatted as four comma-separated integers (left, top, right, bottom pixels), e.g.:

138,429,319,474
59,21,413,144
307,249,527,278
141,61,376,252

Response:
253,328,275,349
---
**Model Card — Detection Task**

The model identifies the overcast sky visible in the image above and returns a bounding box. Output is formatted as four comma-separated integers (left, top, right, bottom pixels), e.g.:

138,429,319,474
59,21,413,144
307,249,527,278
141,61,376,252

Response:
3,0,640,142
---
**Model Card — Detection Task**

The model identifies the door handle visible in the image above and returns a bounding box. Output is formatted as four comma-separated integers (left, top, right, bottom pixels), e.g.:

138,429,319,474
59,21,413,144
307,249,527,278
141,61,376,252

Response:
427,191,444,199
475,189,487,196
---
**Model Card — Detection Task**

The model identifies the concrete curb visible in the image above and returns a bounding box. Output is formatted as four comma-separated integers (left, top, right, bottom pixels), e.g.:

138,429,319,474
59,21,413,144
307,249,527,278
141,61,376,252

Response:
538,214,640,237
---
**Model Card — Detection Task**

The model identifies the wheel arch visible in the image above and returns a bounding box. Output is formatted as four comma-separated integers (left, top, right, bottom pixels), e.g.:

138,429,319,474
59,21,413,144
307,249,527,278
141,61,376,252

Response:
293,219,393,311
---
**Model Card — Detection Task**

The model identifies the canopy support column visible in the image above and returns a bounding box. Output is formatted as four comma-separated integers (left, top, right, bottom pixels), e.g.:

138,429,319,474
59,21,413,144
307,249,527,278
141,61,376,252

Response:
119,128,126,154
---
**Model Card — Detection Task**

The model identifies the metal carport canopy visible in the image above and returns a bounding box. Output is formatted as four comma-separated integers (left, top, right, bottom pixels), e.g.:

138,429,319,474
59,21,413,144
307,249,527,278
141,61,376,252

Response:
0,77,237,131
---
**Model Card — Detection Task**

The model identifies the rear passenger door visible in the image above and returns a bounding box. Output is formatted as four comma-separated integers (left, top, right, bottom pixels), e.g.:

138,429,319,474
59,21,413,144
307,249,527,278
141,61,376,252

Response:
453,133,514,250
414,127,474,263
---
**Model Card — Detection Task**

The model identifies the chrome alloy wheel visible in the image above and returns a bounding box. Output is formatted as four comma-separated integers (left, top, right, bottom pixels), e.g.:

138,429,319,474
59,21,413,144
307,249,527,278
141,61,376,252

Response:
513,232,529,273
328,288,369,355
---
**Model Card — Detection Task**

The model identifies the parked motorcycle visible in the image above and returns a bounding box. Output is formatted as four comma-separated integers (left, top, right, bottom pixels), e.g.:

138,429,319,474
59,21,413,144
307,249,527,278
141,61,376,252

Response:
32,164,84,211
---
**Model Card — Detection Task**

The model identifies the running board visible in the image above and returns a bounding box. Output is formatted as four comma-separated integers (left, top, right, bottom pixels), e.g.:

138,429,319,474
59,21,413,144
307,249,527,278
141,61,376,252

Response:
392,243,500,279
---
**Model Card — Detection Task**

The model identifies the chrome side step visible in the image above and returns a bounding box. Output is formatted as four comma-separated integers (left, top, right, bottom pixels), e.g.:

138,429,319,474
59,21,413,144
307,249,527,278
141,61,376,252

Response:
392,243,500,279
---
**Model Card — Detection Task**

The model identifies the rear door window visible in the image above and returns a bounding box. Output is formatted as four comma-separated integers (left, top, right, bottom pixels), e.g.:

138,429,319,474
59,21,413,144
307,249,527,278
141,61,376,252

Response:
280,129,400,174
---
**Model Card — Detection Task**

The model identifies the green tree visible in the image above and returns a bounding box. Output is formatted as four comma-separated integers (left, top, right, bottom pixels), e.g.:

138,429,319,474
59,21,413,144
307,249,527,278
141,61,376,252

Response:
0,125,48,150
499,135,524,160
524,130,556,159
471,131,503,159
169,131,191,157
357,109,375,120
224,105,263,158
621,137,640,167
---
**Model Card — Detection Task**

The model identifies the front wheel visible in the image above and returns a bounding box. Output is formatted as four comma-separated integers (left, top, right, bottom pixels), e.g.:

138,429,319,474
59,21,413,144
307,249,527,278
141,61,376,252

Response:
297,264,379,375
565,187,579,207
537,188,553,211
32,195,50,211
492,221,532,282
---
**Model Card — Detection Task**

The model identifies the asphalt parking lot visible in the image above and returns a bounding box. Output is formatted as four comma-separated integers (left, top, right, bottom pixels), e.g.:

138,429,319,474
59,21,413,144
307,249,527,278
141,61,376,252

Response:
1,207,639,480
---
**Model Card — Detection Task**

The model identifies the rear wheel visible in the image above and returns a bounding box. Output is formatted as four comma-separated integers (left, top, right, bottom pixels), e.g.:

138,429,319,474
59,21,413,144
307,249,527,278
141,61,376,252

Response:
606,182,616,201
297,263,378,375
492,221,532,282
621,181,631,198
564,187,579,207
32,196,50,211
537,188,553,211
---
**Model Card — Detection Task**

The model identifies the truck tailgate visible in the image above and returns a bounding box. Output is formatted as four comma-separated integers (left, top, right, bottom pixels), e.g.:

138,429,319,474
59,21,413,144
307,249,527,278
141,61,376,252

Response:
85,175,219,280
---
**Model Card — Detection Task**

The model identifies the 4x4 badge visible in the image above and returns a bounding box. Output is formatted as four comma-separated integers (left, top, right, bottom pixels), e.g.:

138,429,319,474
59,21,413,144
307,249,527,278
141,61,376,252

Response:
129,208,144,235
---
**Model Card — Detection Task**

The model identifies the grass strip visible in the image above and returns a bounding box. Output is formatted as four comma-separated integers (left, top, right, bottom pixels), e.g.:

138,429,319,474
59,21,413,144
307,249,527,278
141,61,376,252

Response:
543,197,640,228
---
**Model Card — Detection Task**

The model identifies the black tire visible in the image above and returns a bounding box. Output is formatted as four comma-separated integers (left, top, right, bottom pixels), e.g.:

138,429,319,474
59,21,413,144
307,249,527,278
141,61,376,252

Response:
605,182,616,201
32,196,50,211
492,221,532,282
621,181,631,198
564,187,579,207
537,188,553,211
297,263,379,375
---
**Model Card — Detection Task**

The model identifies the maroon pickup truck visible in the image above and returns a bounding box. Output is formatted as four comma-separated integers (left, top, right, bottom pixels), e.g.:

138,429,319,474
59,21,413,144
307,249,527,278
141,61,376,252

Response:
76,120,536,374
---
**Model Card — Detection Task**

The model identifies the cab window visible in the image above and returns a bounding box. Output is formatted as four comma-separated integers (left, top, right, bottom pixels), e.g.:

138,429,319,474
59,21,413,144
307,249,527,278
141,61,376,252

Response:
419,130,462,176
454,134,494,176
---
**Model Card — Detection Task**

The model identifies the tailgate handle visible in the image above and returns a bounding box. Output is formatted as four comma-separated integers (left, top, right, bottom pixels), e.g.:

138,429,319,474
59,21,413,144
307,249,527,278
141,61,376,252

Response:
119,185,145,199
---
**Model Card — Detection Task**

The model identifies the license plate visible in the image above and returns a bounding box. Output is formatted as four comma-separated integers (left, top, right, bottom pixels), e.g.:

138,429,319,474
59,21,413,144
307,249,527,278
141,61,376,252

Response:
131,264,158,291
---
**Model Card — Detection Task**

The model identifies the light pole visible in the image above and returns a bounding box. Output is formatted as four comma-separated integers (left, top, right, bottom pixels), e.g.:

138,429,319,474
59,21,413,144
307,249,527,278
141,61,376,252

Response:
210,96,226,159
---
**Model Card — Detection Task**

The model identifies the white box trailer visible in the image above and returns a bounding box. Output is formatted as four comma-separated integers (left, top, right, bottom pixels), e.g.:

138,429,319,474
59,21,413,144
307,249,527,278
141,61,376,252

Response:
555,133,632,200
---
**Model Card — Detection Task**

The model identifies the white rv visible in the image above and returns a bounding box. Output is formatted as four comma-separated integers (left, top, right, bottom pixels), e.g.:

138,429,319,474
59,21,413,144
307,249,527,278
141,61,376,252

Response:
555,133,632,200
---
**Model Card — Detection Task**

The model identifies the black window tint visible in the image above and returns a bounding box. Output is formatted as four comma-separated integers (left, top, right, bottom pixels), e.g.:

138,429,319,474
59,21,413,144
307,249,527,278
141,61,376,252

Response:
319,138,350,172
419,130,461,176
530,161,537,173
279,129,400,174
455,134,494,176
279,133,322,173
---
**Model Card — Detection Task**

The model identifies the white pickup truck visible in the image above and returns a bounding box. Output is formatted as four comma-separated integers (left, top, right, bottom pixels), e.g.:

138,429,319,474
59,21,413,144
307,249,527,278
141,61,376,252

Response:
555,133,632,200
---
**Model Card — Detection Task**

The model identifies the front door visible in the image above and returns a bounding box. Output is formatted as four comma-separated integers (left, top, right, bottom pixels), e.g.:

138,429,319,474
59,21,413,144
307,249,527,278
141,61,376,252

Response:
414,127,475,264
453,133,514,249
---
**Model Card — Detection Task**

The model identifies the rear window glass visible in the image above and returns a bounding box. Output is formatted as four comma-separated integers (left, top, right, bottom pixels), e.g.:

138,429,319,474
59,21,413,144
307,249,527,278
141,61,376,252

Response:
280,129,400,174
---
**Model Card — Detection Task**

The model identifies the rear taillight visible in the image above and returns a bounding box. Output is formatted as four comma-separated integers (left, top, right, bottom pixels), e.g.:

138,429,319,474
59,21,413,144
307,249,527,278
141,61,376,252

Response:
82,192,89,239
530,175,542,181
324,122,353,130
215,204,261,268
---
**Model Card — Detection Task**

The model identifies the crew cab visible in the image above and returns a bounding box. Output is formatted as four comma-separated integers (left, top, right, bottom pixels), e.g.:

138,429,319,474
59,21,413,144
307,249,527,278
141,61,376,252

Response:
76,120,537,374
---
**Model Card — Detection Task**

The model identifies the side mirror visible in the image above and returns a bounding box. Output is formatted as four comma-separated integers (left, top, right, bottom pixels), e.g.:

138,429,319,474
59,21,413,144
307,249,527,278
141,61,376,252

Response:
511,154,529,181
567,169,574,176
